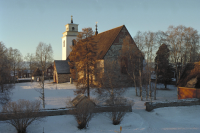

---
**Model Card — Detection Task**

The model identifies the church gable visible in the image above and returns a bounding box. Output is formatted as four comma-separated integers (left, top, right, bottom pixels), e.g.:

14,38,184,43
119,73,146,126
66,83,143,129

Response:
103,26,136,60
95,25,124,59
112,26,135,45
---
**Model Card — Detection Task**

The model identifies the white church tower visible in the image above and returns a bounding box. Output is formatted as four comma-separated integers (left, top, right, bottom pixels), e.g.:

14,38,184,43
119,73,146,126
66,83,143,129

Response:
62,16,78,60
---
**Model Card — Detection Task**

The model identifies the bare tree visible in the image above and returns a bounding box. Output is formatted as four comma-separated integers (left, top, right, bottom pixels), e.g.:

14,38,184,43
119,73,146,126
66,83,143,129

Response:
73,98,95,129
96,60,126,105
35,42,53,108
144,32,156,100
0,42,13,105
165,25,200,82
24,53,36,82
120,36,143,96
96,61,133,125
8,47,23,82
2,99,43,133
134,31,145,100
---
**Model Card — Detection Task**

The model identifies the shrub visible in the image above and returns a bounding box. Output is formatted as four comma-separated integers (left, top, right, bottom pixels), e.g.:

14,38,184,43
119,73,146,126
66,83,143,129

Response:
2,99,43,133
73,98,95,129
107,97,134,125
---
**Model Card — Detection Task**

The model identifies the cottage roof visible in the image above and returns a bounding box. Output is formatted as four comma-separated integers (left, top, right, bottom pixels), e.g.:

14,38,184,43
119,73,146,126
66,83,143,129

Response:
71,94,86,107
54,60,70,74
71,94,95,107
177,62,200,88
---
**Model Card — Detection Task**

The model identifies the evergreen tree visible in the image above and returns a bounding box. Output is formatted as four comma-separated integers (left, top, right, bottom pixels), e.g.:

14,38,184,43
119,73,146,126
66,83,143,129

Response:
68,28,97,98
155,44,173,88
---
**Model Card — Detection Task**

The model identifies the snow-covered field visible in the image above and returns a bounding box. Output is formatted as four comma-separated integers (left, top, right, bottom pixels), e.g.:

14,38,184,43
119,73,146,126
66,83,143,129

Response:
0,81,200,133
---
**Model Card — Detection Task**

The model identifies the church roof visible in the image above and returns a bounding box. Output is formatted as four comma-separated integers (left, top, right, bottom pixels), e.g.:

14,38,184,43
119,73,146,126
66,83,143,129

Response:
94,25,124,59
67,25,143,60
54,60,70,74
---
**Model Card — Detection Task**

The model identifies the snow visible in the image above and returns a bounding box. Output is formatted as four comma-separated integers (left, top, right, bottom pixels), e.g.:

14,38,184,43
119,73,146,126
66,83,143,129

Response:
0,81,200,133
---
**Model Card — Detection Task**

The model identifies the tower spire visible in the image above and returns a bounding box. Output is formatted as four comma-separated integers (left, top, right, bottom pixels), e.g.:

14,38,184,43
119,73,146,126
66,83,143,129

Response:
71,15,73,23
95,22,98,35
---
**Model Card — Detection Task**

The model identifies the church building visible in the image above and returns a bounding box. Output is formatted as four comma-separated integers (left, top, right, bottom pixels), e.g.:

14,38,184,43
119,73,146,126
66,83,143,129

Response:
53,16,142,84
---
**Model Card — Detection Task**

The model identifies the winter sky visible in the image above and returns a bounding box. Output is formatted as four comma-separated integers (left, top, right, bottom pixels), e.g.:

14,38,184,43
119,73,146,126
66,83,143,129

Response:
0,0,200,60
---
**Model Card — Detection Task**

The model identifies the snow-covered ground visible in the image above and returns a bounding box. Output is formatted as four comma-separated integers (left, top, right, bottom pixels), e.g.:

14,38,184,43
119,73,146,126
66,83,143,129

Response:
0,81,200,133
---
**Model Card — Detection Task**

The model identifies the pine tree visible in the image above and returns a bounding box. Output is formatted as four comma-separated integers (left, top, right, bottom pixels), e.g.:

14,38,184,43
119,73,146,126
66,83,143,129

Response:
68,28,97,98
155,44,173,89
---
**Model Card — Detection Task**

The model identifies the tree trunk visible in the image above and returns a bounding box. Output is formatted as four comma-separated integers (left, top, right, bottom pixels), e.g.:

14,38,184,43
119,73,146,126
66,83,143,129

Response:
133,72,137,96
14,66,16,84
164,82,167,89
149,72,151,99
139,58,143,101
87,64,90,99
42,74,45,108
146,85,148,101
154,63,158,100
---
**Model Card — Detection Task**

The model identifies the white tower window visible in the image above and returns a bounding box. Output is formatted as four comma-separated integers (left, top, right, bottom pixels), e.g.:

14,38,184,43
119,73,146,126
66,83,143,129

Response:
72,39,75,46
72,27,75,31
63,40,65,47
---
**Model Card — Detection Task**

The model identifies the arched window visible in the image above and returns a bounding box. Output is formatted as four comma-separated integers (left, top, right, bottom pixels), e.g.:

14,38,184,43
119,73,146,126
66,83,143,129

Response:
72,39,75,46
63,40,65,47
72,27,75,31
121,57,128,74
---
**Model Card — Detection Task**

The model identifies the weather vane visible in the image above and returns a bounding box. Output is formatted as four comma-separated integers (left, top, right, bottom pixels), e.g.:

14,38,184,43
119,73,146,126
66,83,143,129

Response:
95,22,98,35
71,15,73,23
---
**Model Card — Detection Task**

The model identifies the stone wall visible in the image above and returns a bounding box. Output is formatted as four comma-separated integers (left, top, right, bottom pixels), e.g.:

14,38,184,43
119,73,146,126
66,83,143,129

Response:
146,98,200,111
103,26,135,86
58,73,70,83
0,105,132,121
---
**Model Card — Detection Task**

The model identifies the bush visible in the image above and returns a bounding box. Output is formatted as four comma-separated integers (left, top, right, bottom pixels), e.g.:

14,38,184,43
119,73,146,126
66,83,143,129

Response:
2,99,43,133
73,98,95,129
107,97,134,125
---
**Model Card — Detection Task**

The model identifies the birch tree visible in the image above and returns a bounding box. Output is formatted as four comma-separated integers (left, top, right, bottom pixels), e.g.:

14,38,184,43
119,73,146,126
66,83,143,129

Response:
134,31,145,100
143,31,157,100
24,53,36,82
8,48,23,82
166,25,200,82
0,42,13,104
35,42,53,108
120,36,143,96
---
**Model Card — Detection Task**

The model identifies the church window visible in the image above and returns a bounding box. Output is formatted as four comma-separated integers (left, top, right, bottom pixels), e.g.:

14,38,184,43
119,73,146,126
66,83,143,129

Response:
63,40,65,47
121,57,128,74
72,39,75,46
72,27,75,31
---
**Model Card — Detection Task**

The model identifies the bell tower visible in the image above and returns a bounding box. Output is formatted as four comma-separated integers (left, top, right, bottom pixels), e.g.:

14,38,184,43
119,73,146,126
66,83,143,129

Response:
62,16,78,60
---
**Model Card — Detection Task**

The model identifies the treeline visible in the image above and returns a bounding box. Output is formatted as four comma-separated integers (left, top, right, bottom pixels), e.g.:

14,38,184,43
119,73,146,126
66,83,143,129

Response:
0,42,21,104
134,25,200,82
0,41,53,105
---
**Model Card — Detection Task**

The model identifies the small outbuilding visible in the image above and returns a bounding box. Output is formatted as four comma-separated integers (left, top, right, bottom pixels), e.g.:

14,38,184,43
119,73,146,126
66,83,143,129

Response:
177,62,200,99
71,94,96,107
53,60,70,83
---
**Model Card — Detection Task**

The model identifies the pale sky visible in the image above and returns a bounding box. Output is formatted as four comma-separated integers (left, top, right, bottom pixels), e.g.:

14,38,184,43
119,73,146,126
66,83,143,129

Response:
0,0,200,60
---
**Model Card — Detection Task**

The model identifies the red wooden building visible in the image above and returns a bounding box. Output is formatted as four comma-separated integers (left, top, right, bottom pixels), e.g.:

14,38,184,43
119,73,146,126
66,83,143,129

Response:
177,62,200,99
46,64,54,78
